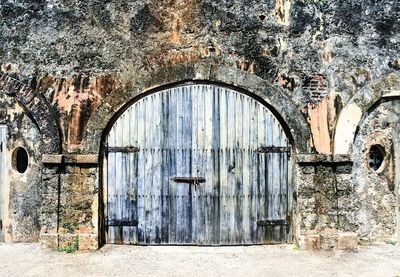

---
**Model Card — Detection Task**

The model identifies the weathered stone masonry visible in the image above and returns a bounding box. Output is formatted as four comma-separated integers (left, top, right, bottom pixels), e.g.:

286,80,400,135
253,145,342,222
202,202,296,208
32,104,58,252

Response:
0,0,399,250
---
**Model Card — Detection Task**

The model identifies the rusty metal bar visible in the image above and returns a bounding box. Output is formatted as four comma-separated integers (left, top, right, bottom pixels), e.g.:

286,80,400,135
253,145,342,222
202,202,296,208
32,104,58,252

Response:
107,219,139,227
172,177,206,183
107,146,140,153
257,219,287,226
257,146,290,153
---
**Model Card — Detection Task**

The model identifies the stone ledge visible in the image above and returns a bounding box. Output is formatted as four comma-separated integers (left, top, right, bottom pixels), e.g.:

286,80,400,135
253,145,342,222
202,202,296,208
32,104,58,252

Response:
40,233,99,250
42,154,98,165
296,154,353,164
337,232,358,250
299,231,358,251
39,233,59,249
42,154,63,164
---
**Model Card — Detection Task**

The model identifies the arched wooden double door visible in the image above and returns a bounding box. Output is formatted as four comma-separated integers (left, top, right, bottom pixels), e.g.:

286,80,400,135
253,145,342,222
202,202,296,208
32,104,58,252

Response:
104,84,292,245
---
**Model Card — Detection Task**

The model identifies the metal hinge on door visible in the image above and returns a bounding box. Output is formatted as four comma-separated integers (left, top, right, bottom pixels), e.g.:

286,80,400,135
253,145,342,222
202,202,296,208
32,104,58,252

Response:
257,219,287,226
0,142,2,152
257,146,291,159
107,219,139,227
172,177,206,183
0,219,2,230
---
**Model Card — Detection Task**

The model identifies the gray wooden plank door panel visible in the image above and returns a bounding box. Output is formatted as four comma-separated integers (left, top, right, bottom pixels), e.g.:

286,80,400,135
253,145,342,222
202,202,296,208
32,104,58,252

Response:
106,84,291,245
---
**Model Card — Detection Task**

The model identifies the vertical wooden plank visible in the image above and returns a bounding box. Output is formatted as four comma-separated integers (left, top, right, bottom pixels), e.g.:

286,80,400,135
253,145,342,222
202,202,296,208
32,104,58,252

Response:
183,86,193,243
233,91,244,244
190,85,199,244
152,92,162,244
219,87,229,244
242,97,251,244
137,99,146,243
271,114,281,242
168,88,178,243
120,111,130,244
203,85,215,244
256,104,267,243
144,96,154,244
128,104,138,244
249,99,259,243
106,125,116,243
161,90,170,243
265,110,274,243
212,86,221,245
175,87,184,244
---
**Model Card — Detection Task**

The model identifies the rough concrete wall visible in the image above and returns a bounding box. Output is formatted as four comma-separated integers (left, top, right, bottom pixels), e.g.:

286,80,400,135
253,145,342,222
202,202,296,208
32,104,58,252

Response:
352,100,400,242
0,92,43,242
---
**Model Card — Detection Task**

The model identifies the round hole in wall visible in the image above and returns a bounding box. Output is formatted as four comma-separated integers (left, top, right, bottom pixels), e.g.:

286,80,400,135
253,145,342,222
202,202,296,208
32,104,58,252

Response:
12,147,29,174
368,144,385,172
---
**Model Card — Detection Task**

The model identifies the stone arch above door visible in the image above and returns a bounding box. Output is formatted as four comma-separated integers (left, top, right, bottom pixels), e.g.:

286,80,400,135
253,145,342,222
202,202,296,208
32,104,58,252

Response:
81,62,312,155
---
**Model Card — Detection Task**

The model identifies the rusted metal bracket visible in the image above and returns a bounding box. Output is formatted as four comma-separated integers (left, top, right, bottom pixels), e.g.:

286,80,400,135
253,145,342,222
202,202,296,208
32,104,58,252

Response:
257,219,287,226
257,146,291,153
107,219,139,227
172,177,206,183
107,146,140,153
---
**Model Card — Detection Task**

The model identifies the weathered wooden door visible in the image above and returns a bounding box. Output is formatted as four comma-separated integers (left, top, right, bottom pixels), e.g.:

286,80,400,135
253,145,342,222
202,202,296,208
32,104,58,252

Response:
105,84,291,245
0,125,6,242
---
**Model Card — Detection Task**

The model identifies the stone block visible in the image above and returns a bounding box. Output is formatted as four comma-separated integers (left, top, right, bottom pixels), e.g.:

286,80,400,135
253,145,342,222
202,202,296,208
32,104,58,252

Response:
301,165,315,174
320,230,338,250
336,164,353,174
58,234,79,248
336,174,352,191
304,234,321,250
337,232,358,250
79,234,99,250
42,154,63,164
76,154,98,164
39,233,58,249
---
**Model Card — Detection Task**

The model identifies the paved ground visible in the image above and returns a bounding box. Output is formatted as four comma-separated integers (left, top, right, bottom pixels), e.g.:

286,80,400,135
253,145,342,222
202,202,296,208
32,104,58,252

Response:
0,243,399,277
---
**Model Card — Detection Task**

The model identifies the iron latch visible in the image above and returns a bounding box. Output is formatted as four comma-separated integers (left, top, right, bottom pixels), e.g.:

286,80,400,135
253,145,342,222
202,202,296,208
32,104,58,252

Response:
257,219,287,226
172,177,206,183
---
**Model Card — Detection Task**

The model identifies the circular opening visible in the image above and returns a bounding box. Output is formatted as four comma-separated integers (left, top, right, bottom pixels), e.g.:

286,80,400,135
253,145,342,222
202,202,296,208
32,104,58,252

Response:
368,144,385,172
12,147,29,174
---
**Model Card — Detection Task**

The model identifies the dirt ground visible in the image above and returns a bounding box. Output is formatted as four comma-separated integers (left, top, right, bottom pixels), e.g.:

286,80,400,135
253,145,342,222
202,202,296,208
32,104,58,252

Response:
0,243,399,277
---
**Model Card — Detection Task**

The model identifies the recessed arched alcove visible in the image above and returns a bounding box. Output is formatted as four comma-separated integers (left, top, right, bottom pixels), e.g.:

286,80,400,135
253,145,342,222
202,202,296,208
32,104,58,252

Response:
102,83,294,245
